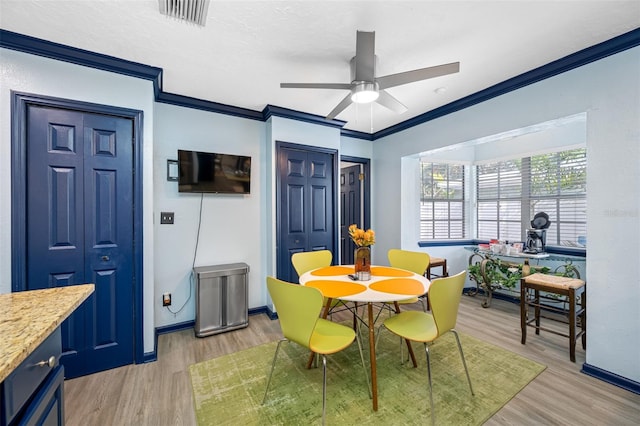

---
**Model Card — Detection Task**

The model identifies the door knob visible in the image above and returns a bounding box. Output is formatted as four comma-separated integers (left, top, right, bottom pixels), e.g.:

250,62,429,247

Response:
101,255,110,261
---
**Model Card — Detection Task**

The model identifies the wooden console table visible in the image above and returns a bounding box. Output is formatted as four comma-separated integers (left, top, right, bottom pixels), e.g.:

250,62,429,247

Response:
464,247,585,308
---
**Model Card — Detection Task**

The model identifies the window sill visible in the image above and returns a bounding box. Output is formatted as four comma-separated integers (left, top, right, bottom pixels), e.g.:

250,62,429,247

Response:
418,239,586,258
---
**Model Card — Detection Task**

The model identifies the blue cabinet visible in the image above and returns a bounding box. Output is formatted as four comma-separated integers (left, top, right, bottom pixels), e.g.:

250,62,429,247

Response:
18,365,64,426
1,328,64,426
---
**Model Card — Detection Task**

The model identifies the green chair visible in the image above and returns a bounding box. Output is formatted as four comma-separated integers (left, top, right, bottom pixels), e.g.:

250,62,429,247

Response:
263,277,370,425
291,250,346,315
388,248,431,311
380,271,474,425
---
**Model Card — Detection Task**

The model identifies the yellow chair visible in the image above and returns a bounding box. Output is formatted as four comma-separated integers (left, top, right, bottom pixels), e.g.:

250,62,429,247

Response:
388,248,431,311
380,271,474,425
291,250,345,314
263,277,369,425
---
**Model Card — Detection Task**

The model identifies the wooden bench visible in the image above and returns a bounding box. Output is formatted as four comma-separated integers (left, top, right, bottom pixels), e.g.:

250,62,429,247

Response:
520,273,586,362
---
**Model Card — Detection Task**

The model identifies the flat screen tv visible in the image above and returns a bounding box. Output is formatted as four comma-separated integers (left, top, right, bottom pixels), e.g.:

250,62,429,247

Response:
178,149,251,194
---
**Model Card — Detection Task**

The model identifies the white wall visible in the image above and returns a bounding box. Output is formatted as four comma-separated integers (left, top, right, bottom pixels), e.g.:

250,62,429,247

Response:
340,135,374,159
0,48,156,354
373,46,640,382
153,102,265,327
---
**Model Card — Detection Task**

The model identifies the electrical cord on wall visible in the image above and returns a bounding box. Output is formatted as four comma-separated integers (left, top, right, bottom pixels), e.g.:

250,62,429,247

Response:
167,192,204,315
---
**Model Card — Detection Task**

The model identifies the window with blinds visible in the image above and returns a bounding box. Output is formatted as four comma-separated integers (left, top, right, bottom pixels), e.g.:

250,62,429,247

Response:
420,162,466,239
476,148,587,247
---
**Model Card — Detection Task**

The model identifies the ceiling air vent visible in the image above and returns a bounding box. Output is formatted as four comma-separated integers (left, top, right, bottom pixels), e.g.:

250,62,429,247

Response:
158,0,210,26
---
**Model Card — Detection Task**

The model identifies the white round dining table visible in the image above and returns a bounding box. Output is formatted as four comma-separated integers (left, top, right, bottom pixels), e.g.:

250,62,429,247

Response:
299,264,430,412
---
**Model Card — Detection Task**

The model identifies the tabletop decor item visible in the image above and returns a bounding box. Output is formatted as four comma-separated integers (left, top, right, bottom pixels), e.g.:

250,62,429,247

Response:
349,224,375,280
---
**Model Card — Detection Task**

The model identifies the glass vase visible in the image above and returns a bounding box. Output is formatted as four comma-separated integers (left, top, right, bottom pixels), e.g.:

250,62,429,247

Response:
354,246,371,280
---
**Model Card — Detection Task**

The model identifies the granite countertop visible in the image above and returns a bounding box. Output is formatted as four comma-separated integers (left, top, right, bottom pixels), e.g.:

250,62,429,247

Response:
0,284,94,383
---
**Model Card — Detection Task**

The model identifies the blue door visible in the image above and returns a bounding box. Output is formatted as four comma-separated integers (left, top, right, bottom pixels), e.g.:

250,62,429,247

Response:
276,142,337,282
340,164,362,265
25,105,134,378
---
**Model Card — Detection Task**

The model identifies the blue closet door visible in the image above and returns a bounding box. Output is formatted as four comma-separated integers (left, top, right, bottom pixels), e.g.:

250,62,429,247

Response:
276,143,337,282
26,105,134,378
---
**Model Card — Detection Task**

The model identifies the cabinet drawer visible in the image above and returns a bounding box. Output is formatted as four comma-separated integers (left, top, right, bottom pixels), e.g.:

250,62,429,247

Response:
2,328,62,425
19,365,64,426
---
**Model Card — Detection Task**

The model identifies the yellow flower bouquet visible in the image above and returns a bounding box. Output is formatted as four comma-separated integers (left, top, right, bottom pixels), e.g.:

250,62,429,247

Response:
348,224,375,247
349,224,374,279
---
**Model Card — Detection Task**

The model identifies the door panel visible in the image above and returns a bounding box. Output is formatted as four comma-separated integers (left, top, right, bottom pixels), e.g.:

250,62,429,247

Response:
311,185,327,232
288,184,305,233
277,144,336,282
28,107,84,288
26,105,134,378
307,153,333,251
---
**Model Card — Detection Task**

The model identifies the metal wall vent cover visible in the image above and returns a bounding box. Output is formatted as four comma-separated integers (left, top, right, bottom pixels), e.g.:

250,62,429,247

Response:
159,0,210,26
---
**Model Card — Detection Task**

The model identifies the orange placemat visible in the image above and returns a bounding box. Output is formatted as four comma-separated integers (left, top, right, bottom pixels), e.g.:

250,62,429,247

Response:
305,280,367,298
370,266,413,277
310,266,354,276
369,278,426,296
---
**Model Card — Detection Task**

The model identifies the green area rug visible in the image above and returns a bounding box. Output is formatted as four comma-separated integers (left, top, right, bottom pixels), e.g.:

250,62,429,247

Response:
189,327,545,425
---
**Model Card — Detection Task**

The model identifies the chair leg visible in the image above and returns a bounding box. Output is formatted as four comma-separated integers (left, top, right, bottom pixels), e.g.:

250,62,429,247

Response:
451,329,474,395
262,338,286,404
534,289,541,335
355,332,372,398
419,296,428,312
520,281,527,344
374,324,384,351
322,355,327,426
375,324,409,365
569,287,577,362
581,289,587,350
424,343,435,426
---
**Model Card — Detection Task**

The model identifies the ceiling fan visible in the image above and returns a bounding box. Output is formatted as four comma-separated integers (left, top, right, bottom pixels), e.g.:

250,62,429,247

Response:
280,30,460,120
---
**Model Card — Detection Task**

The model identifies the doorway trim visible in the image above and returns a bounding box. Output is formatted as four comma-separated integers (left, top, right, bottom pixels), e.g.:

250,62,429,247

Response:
10,91,145,364
340,155,371,231
275,140,339,279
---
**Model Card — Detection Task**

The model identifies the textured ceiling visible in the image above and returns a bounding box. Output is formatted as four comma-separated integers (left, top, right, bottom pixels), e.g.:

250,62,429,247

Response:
1,1,639,133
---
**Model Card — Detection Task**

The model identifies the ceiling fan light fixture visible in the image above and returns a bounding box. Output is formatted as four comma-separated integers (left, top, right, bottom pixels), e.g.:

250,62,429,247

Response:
351,82,379,104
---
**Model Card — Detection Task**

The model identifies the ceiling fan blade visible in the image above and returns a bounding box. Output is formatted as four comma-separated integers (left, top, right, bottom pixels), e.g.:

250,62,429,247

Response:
280,83,352,90
354,31,376,82
376,90,408,114
326,93,354,120
376,62,460,89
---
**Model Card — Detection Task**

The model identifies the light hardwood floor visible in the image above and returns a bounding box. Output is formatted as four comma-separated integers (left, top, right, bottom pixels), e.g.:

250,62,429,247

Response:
65,296,640,425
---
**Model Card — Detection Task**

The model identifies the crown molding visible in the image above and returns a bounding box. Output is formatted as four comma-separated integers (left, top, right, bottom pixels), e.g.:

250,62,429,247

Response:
2,27,638,140
157,91,263,121
0,29,164,97
373,27,640,140
262,105,345,129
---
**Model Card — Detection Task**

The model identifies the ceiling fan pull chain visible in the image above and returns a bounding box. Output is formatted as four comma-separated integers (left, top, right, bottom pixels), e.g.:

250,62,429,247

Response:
370,104,374,133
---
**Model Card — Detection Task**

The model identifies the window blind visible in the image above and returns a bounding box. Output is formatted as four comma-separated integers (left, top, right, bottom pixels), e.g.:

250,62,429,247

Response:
476,148,587,246
420,162,467,240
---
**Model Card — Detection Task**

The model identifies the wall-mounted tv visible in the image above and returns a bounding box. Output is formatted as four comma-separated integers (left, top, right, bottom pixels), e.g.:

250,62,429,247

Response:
178,149,251,194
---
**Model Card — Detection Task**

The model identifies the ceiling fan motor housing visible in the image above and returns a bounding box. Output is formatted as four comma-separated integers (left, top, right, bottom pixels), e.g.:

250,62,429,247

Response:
350,55,378,84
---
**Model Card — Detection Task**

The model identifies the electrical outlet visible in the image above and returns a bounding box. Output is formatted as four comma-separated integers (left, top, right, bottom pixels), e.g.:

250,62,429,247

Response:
162,293,171,306
160,212,174,224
